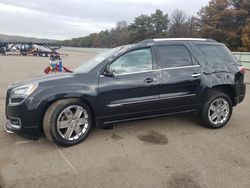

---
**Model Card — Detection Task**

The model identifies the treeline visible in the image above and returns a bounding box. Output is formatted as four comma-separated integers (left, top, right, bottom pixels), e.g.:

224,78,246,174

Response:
61,0,250,51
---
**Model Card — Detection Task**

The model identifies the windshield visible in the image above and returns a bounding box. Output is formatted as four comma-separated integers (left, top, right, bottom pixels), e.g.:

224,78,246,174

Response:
74,47,123,73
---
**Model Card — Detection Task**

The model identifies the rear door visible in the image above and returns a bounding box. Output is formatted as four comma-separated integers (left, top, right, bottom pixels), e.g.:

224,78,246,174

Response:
156,44,202,111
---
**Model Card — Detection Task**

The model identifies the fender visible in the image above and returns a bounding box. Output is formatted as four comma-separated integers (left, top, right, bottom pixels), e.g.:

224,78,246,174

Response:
23,83,99,131
201,70,238,105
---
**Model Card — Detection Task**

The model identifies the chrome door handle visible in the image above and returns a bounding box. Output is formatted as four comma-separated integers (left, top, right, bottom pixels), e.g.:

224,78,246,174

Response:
191,73,201,77
144,78,157,83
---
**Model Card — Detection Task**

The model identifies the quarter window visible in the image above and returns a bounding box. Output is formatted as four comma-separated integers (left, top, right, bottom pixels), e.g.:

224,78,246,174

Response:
109,48,153,74
157,45,192,68
198,45,238,64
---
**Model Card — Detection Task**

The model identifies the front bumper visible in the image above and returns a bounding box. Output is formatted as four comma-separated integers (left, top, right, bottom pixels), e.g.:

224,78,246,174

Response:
5,111,41,139
5,118,21,133
5,120,14,133
5,90,42,139
5,116,41,139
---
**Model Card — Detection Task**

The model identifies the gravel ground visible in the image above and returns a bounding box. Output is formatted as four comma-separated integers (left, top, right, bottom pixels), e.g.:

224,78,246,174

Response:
0,49,250,188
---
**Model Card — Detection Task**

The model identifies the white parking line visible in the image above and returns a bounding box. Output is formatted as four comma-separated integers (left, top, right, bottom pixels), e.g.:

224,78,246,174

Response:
15,140,36,145
54,144,79,175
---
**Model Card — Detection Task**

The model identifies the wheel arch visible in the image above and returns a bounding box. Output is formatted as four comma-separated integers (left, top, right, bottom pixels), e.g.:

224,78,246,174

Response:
39,96,96,134
204,85,236,106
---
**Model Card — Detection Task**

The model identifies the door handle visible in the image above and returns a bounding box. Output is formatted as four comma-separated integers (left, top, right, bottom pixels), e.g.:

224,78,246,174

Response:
191,73,201,78
144,78,157,83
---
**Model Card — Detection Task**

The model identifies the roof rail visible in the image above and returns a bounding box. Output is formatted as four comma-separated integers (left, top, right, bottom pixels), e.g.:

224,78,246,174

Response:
139,38,216,43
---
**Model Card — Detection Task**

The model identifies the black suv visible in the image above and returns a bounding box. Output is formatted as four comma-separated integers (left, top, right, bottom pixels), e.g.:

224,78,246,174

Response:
5,38,246,146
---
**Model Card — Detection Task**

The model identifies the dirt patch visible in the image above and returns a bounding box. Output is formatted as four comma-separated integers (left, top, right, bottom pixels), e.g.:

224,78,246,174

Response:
167,173,201,188
137,131,168,145
111,133,123,140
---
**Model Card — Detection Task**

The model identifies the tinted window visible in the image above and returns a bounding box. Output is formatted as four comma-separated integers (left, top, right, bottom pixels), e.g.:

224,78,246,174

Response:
198,45,238,64
157,45,192,68
110,48,152,74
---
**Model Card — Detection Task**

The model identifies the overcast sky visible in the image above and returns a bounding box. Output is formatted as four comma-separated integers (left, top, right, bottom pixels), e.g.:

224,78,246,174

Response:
0,0,210,40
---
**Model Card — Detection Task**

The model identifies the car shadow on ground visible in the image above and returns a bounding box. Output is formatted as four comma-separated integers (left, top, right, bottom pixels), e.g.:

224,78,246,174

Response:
0,113,205,150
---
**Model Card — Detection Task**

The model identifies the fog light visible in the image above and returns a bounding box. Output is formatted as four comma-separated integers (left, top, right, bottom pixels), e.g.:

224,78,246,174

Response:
10,119,20,126
7,118,21,130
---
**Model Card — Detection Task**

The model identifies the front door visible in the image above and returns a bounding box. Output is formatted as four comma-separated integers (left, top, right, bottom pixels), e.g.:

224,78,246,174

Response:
98,48,161,122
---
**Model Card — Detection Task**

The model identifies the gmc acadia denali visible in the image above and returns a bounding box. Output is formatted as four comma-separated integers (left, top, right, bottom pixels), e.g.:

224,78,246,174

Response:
5,38,246,146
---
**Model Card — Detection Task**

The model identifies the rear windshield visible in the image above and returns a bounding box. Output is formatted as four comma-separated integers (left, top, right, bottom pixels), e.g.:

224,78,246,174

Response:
198,44,238,64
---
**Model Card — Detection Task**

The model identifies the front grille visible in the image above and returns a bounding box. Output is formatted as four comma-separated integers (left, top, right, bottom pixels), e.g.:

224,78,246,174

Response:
6,90,10,105
5,90,10,117
10,98,24,104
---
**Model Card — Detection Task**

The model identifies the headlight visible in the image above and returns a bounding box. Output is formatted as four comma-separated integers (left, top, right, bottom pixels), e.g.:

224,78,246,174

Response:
10,83,38,104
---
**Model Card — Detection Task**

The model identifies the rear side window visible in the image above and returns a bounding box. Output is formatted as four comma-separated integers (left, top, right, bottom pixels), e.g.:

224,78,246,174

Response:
157,45,192,68
198,45,238,64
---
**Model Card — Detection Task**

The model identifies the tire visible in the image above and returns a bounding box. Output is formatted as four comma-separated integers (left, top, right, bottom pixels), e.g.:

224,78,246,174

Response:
201,90,233,129
43,98,93,146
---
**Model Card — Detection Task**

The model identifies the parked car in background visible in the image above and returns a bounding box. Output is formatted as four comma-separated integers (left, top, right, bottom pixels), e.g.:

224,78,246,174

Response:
5,38,246,146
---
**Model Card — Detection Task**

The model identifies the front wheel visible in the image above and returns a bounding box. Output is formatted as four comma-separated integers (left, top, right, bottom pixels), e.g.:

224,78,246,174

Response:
201,91,233,129
43,99,93,146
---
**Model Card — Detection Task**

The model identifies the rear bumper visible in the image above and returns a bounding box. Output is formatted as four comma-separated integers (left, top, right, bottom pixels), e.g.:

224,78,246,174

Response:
234,83,246,105
239,83,246,103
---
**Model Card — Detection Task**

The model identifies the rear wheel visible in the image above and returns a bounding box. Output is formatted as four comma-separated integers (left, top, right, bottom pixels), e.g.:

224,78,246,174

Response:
43,99,93,146
201,91,233,129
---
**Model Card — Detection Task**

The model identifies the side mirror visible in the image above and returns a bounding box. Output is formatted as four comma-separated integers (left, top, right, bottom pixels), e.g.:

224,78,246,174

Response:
103,66,116,77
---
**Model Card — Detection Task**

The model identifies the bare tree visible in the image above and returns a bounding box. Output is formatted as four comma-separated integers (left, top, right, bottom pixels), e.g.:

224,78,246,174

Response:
171,9,187,25
169,9,189,37
187,16,200,37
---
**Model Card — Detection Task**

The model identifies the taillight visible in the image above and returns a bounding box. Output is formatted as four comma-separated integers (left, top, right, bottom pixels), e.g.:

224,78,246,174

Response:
239,67,245,74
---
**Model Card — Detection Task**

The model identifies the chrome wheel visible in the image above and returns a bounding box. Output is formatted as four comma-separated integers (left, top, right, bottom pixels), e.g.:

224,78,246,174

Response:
208,98,229,125
57,105,89,141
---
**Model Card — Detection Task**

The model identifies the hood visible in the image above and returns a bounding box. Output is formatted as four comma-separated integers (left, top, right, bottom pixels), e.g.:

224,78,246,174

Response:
9,73,78,89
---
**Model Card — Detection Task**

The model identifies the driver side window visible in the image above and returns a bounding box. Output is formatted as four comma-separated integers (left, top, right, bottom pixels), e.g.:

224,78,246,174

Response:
109,48,153,74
